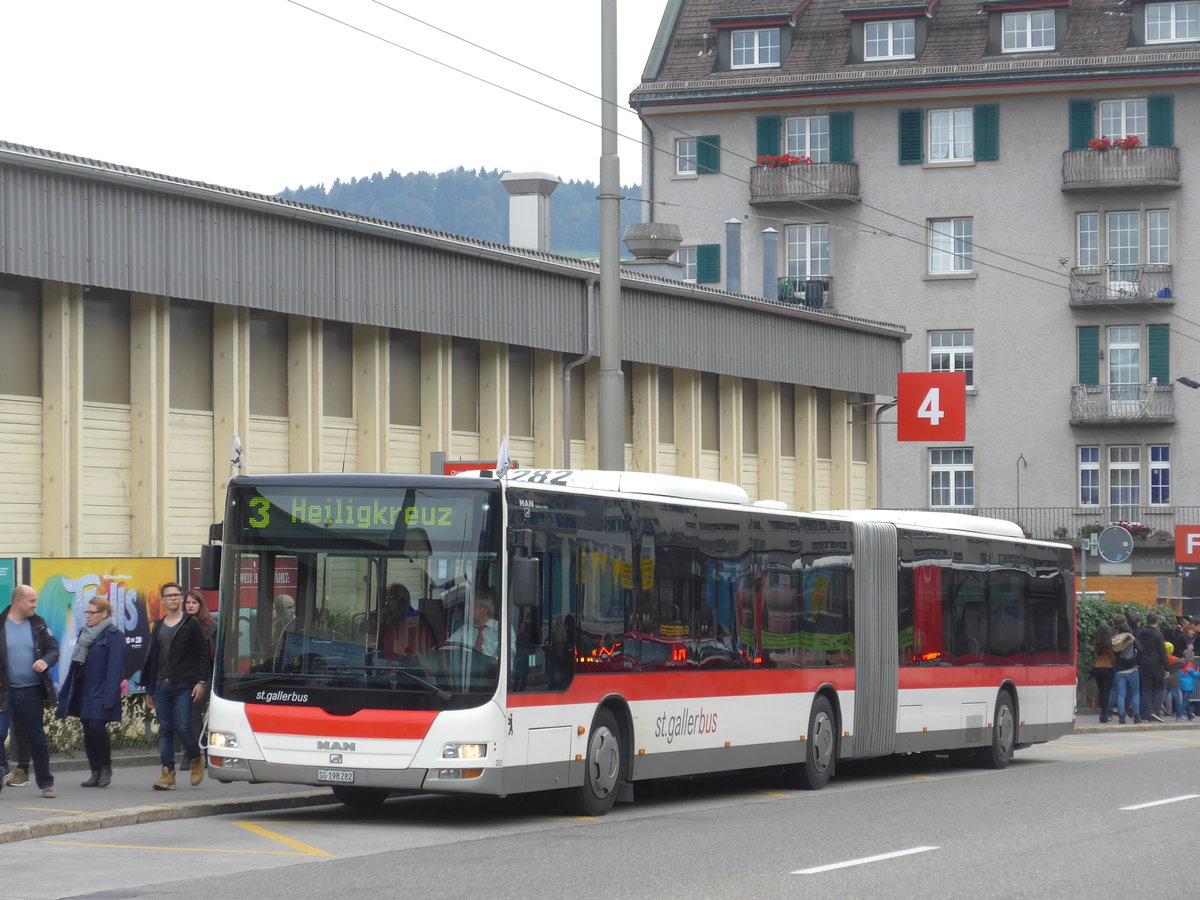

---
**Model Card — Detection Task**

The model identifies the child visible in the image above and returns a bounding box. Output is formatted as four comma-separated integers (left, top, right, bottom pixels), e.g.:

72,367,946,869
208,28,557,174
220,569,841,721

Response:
1179,649,1199,722
1165,642,1186,719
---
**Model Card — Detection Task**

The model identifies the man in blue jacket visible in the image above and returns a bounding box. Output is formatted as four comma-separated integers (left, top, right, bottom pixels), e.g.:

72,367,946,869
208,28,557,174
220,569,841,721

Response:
0,584,59,798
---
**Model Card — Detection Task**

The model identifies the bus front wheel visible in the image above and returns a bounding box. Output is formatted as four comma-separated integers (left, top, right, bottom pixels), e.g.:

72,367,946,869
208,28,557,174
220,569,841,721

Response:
570,708,623,816
783,695,836,790
976,692,1016,769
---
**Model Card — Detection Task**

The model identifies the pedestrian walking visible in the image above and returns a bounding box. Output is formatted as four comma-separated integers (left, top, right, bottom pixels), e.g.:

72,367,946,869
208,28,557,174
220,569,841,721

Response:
2,715,32,786
182,590,215,763
55,597,126,787
1134,613,1169,722
0,584,59,798
1093,623,1116,723
144,582,210,790
1112,625,1141,725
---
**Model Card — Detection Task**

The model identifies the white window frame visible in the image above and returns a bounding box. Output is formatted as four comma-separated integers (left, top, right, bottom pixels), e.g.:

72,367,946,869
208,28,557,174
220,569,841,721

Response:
676,138,697,175
928,108,974,162
1099,98,1147,142
1075,209,1170,291
928,217,973,273
1079,446,1100,507
929,330,975,389
1150,444,1171,506
1146,1,1200,43
731,28,781,68
676,247,697,282
785,116,830,162
1108,445,1141,521
865,20,915,61
929,448,974,509
1002,10,1056,52
785,224,829,280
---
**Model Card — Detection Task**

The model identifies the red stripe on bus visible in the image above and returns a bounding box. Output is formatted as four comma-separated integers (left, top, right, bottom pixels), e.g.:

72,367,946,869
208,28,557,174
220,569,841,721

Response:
506,670,856,707
244,704,438,739
898,666,1076,690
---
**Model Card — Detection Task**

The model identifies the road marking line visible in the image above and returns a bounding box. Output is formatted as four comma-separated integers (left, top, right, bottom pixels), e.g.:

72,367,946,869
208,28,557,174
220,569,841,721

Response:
17,807,88,814
755,789,794,798
233,821,333,857
1121,794,1200,811
792,846,939,874
46,840,309,855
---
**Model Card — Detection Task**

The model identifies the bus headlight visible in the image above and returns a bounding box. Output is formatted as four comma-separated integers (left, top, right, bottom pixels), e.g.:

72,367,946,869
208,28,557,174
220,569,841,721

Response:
442,742,487,760
208,731,240,750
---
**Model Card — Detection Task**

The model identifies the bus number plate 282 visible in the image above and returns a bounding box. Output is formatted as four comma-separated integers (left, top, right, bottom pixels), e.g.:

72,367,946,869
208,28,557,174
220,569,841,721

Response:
317,769,355,784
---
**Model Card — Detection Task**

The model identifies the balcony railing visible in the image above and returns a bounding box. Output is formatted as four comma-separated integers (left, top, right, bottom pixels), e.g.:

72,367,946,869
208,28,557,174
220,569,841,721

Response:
887,506,1192,545
1061,146,1180,190
1068,264,1174,307
749,163,861,204
1070,382,1175,424
776,276,834,310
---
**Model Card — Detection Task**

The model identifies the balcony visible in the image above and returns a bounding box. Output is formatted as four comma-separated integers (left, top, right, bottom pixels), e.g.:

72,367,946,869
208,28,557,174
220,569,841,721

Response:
1070,382,1175,425
1068,264,1175,308
1061,146,1180,191
776,276,834,311
749,163,860,205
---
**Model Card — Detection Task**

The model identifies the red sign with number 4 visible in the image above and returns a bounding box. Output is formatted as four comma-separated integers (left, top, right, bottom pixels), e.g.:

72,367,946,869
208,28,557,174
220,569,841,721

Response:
896,372,966,442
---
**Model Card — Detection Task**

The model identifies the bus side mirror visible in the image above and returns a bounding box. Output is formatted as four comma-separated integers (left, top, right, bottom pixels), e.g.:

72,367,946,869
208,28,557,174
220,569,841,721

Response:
511,556,540,607
199,544,221,591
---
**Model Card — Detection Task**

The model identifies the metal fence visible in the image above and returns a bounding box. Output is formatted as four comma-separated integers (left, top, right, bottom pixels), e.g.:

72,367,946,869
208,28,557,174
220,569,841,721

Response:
889,506,1198,543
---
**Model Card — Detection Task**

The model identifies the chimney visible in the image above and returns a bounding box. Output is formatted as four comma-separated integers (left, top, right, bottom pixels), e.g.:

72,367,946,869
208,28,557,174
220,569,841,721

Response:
621,222,683,279
725,218,742,294
501,172,560,252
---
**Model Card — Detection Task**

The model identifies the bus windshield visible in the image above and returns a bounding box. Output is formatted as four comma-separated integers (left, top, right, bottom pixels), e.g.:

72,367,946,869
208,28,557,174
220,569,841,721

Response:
214,479,502,711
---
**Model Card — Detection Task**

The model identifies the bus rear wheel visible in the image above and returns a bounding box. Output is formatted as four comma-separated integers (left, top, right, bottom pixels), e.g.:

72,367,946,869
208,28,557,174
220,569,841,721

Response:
976,692,1016,769
570,708,623,816
782,695,836,790
331,785,390,808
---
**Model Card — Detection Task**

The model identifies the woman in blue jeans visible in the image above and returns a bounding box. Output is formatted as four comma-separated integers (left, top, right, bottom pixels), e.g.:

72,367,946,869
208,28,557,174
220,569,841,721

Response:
1112,626,1143,725
143,582,211,790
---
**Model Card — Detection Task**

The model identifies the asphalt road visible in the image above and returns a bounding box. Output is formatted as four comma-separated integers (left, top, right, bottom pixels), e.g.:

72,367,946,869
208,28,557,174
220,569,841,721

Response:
8,728,1200,900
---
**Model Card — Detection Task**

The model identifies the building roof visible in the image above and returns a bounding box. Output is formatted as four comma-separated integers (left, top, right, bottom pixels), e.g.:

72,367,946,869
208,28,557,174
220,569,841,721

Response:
633,0,1200,106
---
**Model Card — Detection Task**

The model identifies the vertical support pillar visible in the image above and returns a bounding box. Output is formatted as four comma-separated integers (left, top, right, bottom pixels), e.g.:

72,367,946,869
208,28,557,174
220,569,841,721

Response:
533,349,562,467
288,316,322,472
583,358,601,469
630,363,657,473
718,375,742,483
757,381,782,502
761,227,778,300
420,334,452,474
478,341,508,464
41,282,83,558
354,324,388,472
213,306,250,514
830,390,851,509
673,369,701,478
130,293,170,557
793,386,817,510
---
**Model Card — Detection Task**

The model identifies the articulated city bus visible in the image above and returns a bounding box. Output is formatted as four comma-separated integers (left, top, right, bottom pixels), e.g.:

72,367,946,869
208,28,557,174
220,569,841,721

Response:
200,470,1075,813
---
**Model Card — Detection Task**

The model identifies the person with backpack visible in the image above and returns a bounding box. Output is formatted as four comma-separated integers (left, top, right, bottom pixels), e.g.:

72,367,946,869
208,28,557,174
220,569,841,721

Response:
1093,623,1116,724
1112,624,1142,725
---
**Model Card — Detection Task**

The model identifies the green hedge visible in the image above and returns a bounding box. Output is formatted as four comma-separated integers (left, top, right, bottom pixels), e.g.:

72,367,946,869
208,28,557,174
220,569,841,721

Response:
1077,597,1178,707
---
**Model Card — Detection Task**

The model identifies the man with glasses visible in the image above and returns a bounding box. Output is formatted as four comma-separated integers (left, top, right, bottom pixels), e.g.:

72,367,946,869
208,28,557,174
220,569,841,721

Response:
143,582,211,790
0,585,60,799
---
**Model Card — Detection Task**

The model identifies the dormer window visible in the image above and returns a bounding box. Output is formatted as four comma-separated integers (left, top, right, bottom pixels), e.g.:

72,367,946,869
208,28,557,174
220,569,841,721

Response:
865,20,915,61
1146,2,1199,43
731,28,781,68
1002,10,1056,52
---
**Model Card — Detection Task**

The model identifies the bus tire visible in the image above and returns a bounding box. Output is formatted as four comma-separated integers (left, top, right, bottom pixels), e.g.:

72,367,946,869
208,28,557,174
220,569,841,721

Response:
331,785,390,808
571,708,623,816
976,691,1016,769
782,695,836,790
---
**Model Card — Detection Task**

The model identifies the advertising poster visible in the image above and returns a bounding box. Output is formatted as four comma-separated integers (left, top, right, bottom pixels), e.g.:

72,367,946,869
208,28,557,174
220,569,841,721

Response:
30,558,177,694
0,558,16,603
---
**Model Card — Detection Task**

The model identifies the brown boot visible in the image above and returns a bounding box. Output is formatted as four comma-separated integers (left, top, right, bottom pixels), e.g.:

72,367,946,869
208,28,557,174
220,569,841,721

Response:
189,756,204,787
152,766,176,790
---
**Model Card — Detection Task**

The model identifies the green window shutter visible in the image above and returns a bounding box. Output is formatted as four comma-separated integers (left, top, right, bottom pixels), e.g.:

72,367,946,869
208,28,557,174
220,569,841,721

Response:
974,104,999,161
697,135,721,174
898,109,923,165
1148,95,1174,147
1148,324,1170,384
756,117,781,158
829,111,854,163
1078,326,1100,386
696,244,721,283
1068,100,1095,150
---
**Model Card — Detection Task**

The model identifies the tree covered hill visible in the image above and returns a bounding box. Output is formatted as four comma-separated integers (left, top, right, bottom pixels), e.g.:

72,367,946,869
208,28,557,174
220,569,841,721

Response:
278,168,643,259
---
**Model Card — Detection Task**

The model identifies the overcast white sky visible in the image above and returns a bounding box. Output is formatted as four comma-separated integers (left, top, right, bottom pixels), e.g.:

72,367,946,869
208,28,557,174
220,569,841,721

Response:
3,0,666,194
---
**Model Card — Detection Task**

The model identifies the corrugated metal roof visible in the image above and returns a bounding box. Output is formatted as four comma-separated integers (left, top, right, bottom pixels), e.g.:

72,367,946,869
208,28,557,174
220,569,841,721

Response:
0,140,906,393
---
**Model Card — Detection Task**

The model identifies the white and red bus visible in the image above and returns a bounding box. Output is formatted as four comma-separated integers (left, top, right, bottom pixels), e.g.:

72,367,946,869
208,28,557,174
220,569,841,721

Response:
201,469,1075,812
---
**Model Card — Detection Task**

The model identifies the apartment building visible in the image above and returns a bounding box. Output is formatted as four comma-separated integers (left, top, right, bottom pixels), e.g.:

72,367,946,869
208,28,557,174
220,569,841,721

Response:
632,0,1200,582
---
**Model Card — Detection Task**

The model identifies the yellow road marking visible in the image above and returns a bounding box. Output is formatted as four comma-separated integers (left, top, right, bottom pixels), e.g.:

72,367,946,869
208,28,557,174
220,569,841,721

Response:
1138,733,1200,745
47,820,332,858
18,807,88,815
1036,744,1134,755
756,789,794,798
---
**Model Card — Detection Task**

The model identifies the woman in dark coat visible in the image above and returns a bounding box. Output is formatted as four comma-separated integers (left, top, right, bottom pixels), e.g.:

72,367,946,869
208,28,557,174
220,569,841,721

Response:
56,597,126,787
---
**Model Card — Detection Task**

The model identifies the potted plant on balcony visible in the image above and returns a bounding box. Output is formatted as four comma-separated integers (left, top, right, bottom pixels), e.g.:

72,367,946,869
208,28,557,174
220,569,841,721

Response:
756,154,813,167
1086,135,1141,151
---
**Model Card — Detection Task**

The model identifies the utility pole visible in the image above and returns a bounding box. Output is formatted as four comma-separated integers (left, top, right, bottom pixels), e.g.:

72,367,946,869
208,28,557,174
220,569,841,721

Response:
597,0,624,471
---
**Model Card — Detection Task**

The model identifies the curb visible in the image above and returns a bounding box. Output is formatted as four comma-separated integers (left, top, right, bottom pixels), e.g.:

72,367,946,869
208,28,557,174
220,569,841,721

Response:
0,788,333,845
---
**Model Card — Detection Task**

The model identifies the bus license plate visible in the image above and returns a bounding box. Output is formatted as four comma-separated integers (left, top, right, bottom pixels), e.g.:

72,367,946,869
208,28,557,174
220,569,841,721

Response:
317,769,355,784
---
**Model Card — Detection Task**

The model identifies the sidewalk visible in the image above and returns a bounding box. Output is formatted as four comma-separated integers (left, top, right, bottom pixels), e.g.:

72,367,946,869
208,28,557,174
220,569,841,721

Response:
0,750,333,845
1071,709,1200,734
